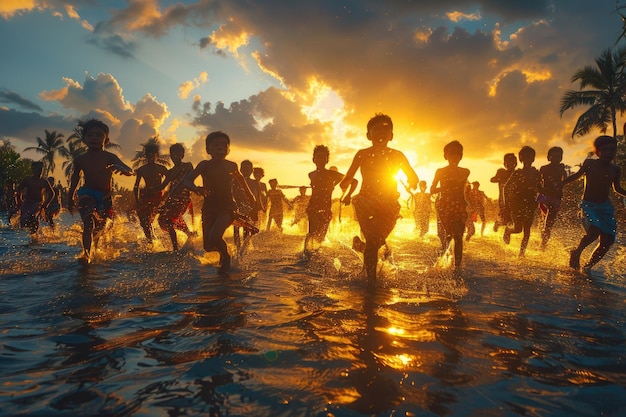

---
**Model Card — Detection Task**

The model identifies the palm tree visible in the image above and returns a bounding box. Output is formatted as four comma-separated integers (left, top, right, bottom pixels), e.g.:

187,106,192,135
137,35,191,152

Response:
23,130,67,176
560,47,626,138
132,136,171,169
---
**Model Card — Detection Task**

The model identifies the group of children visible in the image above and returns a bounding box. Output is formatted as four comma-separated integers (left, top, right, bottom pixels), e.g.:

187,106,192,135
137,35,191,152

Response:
489,137,626,273
10,115,626,279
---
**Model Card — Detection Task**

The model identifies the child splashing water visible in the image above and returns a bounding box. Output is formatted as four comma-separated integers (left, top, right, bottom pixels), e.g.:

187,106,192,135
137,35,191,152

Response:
67,119,134,265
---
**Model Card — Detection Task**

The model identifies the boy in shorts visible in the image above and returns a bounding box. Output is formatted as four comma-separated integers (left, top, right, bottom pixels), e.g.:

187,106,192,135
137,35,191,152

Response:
67,119,133,264
340,114,418,281
562,135,626,273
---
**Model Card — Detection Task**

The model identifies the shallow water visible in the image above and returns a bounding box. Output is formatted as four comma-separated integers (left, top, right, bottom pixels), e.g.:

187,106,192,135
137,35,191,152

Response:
1,212,625,416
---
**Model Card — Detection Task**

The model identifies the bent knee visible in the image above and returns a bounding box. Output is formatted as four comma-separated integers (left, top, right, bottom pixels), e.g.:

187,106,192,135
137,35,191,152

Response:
600,233,616,246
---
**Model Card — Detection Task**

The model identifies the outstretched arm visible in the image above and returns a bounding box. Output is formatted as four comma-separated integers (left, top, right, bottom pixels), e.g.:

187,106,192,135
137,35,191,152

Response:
613,166,626,198
183,162,208,197
108,155,134,176
561,160,588,187
339,151,361,193
400,153,419,191
341,177,358,205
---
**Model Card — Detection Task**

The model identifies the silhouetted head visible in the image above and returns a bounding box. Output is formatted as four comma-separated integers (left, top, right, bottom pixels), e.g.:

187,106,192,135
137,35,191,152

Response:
366,113,393,143
313,145,330,167
253,167,265,180
443,140,463,162
240,160,253,176
503,153,517,169
547,146,563,162
518,146,536,164
170,143,185,155
593,135,617,160
593,135,616,153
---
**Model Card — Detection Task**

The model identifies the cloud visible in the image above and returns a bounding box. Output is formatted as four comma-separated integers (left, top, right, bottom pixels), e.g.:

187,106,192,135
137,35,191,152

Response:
87,28,137,59
190,87,327,153
446,11,481,23
0,107,75,152
178,71,209,99
38,72,170,161
64,4,93,31
0,1,618,189
0,90,43,111
0,0,38,19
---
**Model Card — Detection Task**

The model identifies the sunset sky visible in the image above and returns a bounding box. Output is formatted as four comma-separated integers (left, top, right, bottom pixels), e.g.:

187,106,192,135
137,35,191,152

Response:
2,0,626,198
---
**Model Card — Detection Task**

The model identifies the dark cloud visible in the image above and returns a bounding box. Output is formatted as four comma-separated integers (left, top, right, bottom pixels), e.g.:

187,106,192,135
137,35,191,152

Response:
191,87,327,153
0,90,43,112
89,23,138,59
0,108,75,151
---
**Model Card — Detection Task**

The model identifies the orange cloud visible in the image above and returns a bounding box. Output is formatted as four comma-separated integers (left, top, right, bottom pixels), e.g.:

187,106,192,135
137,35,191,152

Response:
446,10,481,23
178,71,209,99
0,0,38,19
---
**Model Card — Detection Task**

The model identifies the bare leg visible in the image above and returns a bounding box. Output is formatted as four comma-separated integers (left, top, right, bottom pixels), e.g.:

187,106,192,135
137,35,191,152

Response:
583,233,615,271
569,227,601,270
204,212,233,274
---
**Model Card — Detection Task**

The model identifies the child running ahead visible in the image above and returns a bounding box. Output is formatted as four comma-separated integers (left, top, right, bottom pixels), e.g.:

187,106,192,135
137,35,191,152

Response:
340,113,418,281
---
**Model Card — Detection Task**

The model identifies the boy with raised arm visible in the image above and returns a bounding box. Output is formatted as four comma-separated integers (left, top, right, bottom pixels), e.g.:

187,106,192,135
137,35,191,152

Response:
157,143,195,251
430,141,470,271
67,119,133,264
562,135,626,273
304,145,357,254
184,131,255,274
340,113,418,281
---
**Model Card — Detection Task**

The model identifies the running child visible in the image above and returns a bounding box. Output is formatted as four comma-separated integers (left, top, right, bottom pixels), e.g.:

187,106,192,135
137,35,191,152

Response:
232,160,261,250
562,135,626,273
67,119,134,264
340,113,418,281
157,143,195,250
491,153,517,231
43,176,62,228
430,141,470,270
538,146,568,250
134,141,168,244
304,145,357,253
183,131,255,274
502,146,541,257
17,161,54,237
266,178,292,232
